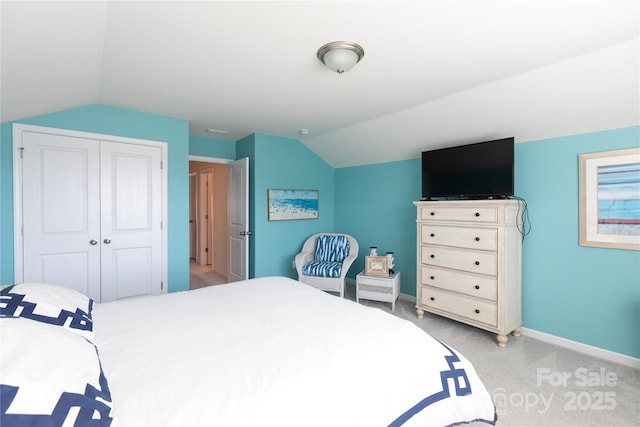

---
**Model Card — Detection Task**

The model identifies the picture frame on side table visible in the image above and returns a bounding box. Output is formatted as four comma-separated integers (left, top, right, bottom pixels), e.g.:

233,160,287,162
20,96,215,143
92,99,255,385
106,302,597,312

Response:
365,256,389,276
579,147,640,250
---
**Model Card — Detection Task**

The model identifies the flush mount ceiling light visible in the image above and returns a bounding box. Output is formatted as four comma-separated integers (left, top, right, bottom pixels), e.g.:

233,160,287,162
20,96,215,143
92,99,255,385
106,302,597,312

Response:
317,41,364,74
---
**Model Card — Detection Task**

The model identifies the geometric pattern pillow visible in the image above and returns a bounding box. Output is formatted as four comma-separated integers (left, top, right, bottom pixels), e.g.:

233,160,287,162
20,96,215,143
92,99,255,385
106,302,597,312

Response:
0,283,94,341
314,235,350,263
0,317,114,426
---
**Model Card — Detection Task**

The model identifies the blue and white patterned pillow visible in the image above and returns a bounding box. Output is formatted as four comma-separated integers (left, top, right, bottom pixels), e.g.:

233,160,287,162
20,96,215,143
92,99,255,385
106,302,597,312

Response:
314,235,350,263
0,283,94,341
0,317,114,426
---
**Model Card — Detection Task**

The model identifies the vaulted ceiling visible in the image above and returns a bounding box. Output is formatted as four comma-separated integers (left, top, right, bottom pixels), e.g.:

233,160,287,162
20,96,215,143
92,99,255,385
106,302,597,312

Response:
2,1,638,167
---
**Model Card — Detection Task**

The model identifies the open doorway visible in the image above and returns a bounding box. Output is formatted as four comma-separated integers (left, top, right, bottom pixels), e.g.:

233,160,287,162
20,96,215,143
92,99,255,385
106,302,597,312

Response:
189,157,229,289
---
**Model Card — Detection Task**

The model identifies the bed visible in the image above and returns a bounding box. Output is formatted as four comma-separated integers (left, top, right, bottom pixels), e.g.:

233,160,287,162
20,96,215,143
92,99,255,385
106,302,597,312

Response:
1,277,497,426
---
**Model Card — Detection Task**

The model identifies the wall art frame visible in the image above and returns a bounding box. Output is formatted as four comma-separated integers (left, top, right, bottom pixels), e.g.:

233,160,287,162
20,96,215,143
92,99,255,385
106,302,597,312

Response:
267,189,319,221
364,256,389,276
578,147,640,250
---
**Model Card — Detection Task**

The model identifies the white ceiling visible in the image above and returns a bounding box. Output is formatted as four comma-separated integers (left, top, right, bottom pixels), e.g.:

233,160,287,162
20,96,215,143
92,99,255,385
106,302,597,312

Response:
2,1,639,168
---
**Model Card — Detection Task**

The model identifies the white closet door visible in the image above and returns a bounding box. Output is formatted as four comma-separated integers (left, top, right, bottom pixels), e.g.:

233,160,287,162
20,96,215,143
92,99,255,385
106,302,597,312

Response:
99,141,163,302
21,131,102,300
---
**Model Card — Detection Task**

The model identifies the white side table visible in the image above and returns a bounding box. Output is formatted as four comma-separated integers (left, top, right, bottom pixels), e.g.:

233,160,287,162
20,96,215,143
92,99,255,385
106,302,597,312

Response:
356,271,401,311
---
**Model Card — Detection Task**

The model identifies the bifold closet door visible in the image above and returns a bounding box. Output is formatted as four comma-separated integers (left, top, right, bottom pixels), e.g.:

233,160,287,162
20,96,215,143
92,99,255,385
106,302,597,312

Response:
21,132,162,302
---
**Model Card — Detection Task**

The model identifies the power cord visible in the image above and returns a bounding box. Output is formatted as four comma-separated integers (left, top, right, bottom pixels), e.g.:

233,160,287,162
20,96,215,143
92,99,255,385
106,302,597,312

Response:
509,195,531,242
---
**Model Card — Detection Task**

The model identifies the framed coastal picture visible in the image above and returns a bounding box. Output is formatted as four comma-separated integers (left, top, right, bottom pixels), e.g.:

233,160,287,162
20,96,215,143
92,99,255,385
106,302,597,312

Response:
579,147,640,250
268,189,319,221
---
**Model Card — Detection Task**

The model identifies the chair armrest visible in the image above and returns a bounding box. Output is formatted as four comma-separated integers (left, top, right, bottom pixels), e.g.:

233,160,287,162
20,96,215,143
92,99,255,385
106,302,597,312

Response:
339,251,358,278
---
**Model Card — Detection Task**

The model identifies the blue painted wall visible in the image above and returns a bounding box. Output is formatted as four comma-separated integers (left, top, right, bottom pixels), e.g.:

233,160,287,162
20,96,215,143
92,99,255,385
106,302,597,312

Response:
189,135,235,159
334,126,640,358
248,133,335,278
515,126,640,358
335,159,421,295
0,105,191,292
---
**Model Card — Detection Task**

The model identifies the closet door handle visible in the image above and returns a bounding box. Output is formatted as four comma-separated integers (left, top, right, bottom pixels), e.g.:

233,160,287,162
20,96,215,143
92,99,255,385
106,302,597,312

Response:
89,240,98,246
103,238,111,244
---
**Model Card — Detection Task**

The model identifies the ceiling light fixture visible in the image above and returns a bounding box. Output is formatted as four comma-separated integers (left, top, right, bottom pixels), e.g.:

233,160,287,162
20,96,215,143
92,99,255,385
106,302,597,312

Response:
317,41,364,74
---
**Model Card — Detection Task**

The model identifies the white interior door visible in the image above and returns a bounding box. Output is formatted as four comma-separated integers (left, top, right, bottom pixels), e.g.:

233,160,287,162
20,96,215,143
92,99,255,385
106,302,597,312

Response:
227,157,249,282
189,173,197,261
99,141,163,302
20,131,102,300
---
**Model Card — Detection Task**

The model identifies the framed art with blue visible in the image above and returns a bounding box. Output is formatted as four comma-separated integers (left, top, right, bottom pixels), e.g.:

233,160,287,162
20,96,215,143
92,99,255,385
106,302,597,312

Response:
268,189,319,221
579,147,640,250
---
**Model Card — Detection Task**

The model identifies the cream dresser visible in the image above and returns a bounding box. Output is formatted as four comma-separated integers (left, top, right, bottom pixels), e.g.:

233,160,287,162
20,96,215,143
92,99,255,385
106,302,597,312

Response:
414,200,522,347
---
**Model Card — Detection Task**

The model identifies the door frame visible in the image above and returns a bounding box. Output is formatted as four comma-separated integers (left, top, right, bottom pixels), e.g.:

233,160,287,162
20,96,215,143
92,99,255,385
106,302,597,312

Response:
12,124,169,291
188,155,237,283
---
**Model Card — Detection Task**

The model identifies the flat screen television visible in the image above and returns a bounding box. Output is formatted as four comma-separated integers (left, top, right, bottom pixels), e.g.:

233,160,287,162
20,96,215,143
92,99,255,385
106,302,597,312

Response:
421,137,514,200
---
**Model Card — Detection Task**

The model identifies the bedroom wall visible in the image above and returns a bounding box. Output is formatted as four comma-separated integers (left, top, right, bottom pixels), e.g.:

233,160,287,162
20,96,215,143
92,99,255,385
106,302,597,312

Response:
334,126,640,359
515,126,639,359
0,104,191,292
335,159,421,294
237,133,335,279
189,134,236,159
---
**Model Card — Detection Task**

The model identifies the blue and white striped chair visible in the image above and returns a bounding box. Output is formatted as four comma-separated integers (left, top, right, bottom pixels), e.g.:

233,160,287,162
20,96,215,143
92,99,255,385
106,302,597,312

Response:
295,233,359,298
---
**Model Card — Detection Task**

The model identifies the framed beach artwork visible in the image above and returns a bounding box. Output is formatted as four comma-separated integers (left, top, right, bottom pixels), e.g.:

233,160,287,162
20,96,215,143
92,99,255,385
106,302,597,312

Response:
579,147,640,250
268,189,319,221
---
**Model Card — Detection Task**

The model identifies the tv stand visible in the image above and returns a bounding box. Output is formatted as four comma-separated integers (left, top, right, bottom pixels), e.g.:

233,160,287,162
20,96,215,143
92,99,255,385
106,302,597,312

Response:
413,199,522,347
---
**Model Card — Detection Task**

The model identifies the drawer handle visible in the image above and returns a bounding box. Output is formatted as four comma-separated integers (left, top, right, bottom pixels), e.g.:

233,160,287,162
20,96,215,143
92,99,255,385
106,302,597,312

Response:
430,233,435,238
475,237,480,241
475,261,480,266
475,309,480,314
475,285,480,290
430,254,435,259
475,212,480,217
430,211,435,216
430,276,435,280
430,297,435,301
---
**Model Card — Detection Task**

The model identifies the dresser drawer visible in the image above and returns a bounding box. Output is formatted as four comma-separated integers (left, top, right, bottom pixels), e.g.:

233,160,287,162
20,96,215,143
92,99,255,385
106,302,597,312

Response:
420,286,497,327
421,266,497,301
418,206,498,223
420,224,497,251
421,245,497,276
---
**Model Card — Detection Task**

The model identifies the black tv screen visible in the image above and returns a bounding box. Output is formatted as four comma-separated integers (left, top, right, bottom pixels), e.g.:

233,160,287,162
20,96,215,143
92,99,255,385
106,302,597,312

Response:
421,137,514,199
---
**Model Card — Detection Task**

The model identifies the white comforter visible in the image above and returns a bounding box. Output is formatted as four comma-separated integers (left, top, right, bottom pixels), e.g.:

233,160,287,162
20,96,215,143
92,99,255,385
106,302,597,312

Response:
93,276,495,427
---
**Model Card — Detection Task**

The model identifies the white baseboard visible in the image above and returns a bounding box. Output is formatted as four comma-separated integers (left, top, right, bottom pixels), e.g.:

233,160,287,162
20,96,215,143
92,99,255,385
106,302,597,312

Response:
520,328,639,369
399,292,416,303
370,290,640,369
